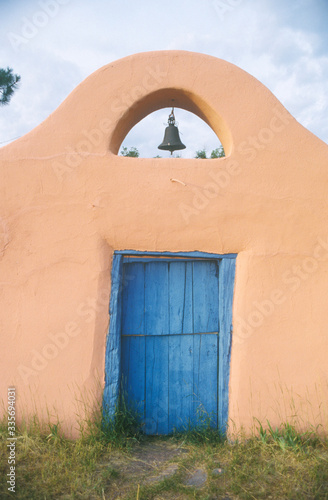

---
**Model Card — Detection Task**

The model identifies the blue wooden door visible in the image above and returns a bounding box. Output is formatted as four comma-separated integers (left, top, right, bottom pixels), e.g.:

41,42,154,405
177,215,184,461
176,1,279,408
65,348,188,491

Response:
121,258,219,434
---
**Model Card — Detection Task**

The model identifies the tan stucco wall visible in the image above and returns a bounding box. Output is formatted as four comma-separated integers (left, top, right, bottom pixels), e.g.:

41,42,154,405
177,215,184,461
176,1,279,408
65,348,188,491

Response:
1,50,328,436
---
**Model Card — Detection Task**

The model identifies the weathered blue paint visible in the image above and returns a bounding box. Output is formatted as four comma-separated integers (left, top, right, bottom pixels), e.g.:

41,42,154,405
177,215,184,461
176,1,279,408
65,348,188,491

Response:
146,334,169,434
168,333,193,430
218,258,236,434
145,261,169,336
103,251,236,435
103,253,123,417
120,259,220,434
121,335,145,416
122,261,145,336
117,250,237,259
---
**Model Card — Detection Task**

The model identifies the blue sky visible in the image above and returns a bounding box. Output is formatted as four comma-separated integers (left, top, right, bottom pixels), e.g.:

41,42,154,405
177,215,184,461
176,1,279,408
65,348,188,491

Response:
1,0,327,157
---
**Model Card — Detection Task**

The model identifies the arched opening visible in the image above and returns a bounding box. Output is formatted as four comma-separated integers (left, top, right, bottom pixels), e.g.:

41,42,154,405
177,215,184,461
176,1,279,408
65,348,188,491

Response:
109,88,233,157
120,108,225,159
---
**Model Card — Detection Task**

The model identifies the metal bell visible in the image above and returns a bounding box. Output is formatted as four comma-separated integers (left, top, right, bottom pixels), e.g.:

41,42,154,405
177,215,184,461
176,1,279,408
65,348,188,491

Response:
158,108,186,155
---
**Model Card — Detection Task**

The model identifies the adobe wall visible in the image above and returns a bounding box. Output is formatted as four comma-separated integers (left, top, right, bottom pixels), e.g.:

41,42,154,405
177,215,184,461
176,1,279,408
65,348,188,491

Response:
1,50,328,436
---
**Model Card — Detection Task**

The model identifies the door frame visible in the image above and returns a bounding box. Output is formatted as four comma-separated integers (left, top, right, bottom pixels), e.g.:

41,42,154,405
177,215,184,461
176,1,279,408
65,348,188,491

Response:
103,250,236,434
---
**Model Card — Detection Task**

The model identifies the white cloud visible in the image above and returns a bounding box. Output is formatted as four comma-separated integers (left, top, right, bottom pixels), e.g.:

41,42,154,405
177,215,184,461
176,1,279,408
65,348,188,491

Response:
0,0,327,150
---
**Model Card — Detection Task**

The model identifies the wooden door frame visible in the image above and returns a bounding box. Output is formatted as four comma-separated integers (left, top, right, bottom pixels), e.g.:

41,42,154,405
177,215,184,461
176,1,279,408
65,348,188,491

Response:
103,250,236,434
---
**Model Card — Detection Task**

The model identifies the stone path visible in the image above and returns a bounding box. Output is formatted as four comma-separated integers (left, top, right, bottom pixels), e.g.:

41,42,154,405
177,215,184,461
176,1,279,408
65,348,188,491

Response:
99,440,187,490
98,439,229,498
183,467,208,487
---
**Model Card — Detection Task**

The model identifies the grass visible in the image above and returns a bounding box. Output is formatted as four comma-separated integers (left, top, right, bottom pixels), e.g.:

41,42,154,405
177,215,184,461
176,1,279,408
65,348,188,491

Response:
100,396,144,449
1,408,328,499
171,405,225,446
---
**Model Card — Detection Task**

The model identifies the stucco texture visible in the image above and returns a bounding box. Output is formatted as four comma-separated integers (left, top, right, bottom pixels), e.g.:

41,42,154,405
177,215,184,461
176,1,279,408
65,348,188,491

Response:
1,50,328,436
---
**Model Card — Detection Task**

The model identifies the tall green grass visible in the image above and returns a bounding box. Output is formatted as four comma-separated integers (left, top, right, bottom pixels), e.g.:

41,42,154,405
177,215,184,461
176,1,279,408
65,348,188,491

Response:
101,394,143,448
255,418,323,450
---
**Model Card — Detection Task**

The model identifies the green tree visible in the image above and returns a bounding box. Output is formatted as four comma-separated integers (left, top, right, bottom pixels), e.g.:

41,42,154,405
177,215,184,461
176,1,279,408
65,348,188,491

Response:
0,67,21,106
195,148,207,159
210,146,225,158
195,146,225,159
120,146,139,157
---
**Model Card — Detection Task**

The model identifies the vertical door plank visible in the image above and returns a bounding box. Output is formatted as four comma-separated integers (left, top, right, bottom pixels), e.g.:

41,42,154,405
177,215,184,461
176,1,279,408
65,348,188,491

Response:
169,261,193,334
192,260,219,428
193,333,218,427
145,262,169,335
193,261,219,333
121,336,146,420
145,335,169,434
122,263,145,335
168,334,194,432
218,258,236,434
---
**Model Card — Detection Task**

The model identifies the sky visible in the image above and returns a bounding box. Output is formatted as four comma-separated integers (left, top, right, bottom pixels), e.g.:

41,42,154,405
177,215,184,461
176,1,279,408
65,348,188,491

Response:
0,0,327,158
